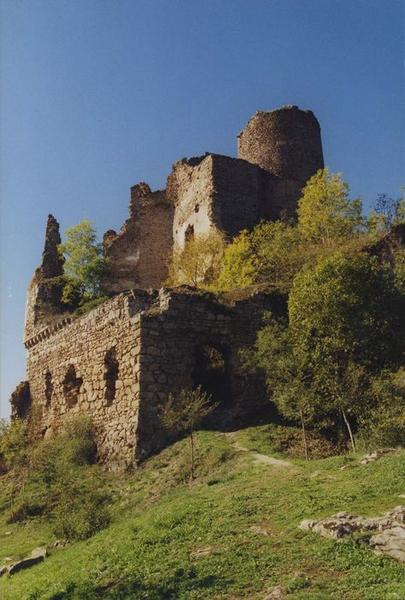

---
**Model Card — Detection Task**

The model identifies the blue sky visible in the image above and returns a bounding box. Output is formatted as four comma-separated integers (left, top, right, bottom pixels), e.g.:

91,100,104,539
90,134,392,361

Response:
0,0,404,417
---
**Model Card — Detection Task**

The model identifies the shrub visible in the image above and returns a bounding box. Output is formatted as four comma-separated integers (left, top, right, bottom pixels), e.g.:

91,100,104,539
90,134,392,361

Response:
51,472,111,540
0,418,29,473
297,168,363,244
360,369,405,448
166,231,225,288
5,415,111,540
58,220,107,303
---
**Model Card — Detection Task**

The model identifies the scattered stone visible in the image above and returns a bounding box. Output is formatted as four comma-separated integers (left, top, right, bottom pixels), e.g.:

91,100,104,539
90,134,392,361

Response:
249,524,272,536
299,506,405,562
190,546,215,559
370,527,405,562
359,448,395,465
264,584,283,599
5,546,47,576
50,539,67,549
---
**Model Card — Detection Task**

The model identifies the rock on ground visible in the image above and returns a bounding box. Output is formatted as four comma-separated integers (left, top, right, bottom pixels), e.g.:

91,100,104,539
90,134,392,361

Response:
299,506,405,563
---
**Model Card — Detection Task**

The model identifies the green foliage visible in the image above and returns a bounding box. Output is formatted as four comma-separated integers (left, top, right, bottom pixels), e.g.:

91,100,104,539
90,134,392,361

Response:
162,386,214,436
58,220,107,303
1,428,404,600
4,415,110,540
367,193,405,234
217,231,256,289
167,231,225,288
251,252,404,448
219,221,305,292
161,387,217,479
297,168,363,244
73,295,109,316
288,252,404,446
289,252,403,371
393,248,405,294
360,368,405,448
0,419,29,473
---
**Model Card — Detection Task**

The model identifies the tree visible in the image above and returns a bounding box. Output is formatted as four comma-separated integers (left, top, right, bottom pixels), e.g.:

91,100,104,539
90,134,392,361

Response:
161,387,216,480
253,317,314,459
368,193,405,234
360,368,405,448
218,221,306,292
297,168,363,245
288,252,404,448
217,231,256,290
166,231,225,288
58,220,106,304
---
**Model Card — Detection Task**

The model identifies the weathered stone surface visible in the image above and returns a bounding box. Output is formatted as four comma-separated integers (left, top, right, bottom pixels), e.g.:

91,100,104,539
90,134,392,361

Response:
263,584,283,599
359,448,395,465
299,506,405,563
238,105,324,215
24,215,68,343
6,547,47,575
41,214,64,279
102,183,173,294
10,381,31,419
22,286,284,468
19,105,327,470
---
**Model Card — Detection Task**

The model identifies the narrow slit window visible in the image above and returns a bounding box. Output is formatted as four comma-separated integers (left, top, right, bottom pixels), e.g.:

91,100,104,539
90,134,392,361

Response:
104,348,119,405
63,365,82,408
45,370,53,407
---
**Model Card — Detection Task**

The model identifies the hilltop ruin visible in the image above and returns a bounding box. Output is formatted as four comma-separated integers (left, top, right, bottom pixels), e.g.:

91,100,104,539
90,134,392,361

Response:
12,105,324,468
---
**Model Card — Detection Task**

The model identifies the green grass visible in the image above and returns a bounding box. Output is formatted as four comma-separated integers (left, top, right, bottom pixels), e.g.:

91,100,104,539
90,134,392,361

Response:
0,426,404,599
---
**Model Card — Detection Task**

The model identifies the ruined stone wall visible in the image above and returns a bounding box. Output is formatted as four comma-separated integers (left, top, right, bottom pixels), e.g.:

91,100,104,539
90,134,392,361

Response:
167,153,281,248
103,183,173,293
134,287,285,461
24,286,285,467
24,215,69,343
210,155,268,237
167,155,215,248
25,292,157,469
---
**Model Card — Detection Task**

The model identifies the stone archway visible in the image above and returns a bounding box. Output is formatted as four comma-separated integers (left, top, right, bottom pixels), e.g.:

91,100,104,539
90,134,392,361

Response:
192,342,232,407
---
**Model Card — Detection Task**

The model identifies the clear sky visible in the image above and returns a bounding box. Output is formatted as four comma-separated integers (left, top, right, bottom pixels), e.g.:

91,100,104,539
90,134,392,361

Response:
0,0,404,417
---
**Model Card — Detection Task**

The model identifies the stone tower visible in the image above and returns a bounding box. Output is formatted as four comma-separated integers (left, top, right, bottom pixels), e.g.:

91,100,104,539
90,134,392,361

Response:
237,105,324,215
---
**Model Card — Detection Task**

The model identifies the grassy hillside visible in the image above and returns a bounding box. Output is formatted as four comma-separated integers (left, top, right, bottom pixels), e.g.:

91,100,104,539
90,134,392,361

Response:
0,426,404,599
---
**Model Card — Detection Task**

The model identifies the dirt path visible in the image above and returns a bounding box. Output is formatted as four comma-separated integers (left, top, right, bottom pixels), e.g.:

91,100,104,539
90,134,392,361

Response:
223,432,292,468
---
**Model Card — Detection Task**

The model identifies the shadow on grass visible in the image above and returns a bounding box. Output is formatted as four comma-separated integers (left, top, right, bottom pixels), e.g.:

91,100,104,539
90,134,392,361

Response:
47,569,231,600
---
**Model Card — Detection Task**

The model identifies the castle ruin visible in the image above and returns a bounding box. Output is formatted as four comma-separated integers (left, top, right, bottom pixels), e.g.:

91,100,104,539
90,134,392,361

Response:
12,105,324,468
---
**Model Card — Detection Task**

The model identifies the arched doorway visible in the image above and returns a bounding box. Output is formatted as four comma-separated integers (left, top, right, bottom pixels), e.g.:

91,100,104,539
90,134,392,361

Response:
192,342,232,407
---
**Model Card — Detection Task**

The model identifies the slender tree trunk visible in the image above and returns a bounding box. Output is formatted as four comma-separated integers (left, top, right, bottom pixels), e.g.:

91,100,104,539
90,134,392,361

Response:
341,407,356,453
189,431,195,480
300,410,309,460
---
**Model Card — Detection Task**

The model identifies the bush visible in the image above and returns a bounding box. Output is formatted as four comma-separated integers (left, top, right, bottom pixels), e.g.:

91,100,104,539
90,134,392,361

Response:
166,231,225,288
360,369,405,448
52,472,111,540
58,414,98,465
0,418,30,473
5,415,111,540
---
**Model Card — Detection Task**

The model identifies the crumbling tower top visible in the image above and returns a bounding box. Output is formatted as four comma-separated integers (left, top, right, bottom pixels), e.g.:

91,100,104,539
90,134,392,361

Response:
40,214,64,279
237,105,324,184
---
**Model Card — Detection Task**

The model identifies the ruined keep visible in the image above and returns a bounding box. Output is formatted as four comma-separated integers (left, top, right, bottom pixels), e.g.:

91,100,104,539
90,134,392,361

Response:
14,105,324,468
